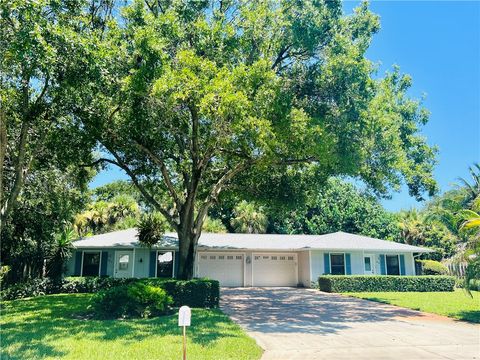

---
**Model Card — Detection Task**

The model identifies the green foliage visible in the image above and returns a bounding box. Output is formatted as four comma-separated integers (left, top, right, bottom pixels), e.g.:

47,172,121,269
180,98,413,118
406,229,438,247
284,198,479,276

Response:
1,277,219,308
231,201,268,234
1,168,91,283
90,283,173,319
74,195,140,236
142,279,220,308
397,209,456,260
137,212,168,247
318,275,455,292
418,260,448,275
47,227,76,279
269,178,400,240
202,217,227,233
465,257,480,295
0,265,11,286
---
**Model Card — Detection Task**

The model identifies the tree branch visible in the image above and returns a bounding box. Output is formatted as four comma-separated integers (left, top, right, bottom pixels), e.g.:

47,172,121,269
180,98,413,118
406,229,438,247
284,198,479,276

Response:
103,145,178,230
134,141,183,210
194,160,253,234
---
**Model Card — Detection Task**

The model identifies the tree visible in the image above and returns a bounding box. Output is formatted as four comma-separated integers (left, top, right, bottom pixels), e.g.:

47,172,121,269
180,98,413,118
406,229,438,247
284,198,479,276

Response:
71,1,437,279
0,0,98,236
231,201,268,234
269,178,400,240
48,226,76,279
1,167,90,282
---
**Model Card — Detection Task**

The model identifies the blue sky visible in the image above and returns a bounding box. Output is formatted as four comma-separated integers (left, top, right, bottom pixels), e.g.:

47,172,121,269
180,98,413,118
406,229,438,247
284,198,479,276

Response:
91,1,480,212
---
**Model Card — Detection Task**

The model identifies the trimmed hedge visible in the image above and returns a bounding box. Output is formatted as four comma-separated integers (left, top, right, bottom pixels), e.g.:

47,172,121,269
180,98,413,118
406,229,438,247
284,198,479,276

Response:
417,260,448,275
1,277,219,307
318,275,455,292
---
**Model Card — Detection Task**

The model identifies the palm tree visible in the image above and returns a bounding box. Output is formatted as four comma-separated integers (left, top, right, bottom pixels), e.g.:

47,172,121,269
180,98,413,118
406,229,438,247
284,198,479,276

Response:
231,201,268,234
458,163,480,208
48,227,76,279
398,209,424,245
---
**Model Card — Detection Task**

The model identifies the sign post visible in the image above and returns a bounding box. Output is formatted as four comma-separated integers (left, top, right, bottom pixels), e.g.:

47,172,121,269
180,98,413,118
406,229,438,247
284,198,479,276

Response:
178,306,191,360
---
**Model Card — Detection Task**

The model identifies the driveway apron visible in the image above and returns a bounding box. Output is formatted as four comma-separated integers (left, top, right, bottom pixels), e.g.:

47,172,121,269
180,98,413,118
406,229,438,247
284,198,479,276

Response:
221,287,479,360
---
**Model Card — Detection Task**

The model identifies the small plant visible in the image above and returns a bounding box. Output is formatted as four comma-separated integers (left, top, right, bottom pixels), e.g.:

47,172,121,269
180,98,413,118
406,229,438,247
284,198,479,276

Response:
89,283,173,319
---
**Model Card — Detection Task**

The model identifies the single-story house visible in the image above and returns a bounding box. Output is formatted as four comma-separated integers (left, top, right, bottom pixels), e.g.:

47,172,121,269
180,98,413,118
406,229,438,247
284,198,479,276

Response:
66,229,433,287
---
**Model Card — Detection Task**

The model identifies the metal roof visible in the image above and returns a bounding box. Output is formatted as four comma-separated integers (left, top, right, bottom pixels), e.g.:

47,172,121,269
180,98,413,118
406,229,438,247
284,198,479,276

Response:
72,228,433,253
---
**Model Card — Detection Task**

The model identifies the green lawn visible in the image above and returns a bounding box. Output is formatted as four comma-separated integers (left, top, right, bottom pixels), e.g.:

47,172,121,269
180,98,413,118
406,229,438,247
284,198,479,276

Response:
348,289,480,323
0,294,262,360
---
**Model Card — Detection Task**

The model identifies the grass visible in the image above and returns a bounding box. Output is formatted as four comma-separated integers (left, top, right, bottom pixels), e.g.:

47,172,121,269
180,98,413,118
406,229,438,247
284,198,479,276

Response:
348,289,480,323
0,293,262,360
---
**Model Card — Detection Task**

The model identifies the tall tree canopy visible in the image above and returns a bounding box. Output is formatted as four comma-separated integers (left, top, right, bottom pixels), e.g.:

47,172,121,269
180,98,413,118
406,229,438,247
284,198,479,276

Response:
62,0,436,279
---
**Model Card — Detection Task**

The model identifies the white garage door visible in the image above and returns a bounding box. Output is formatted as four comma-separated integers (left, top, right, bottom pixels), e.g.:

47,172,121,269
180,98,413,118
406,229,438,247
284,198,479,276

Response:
253,253,297,287
197,252,244,287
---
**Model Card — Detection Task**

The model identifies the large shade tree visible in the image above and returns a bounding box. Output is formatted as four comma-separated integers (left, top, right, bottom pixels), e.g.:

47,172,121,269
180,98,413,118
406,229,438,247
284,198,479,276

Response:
70,0,437,279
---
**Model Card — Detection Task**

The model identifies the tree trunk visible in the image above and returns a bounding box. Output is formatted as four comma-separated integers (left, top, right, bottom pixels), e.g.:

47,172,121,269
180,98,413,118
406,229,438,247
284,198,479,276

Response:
176,229,199,280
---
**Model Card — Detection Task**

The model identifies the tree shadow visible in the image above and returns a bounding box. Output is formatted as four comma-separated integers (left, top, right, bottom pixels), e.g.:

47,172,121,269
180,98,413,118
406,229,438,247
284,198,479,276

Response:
456,310,480,323
1,294,243,359
220,287,433,334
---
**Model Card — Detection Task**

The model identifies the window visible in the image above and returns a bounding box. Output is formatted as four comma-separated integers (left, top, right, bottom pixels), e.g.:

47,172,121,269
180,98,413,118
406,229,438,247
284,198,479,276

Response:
82,252,100,276
280,256,286,260
219,255,225,260
330,254,345,275
118,254,129,270
157,251,174,278
236,255,243,260
287,256,294,261
364,257,372,272
386,255,400,275
228,255,234,260
271,256,277,260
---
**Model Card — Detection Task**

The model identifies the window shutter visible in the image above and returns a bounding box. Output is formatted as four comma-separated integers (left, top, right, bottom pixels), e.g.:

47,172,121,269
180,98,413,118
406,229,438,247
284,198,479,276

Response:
100,251,108,276
74,251,82,276
149,251,157,277
345,254,351,275
324,253,330,274
174,251,180,278
399,255,406,275
379,254,386,275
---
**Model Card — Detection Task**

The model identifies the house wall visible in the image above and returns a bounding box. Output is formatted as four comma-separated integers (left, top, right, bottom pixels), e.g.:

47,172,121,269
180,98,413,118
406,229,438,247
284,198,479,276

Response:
297,251,310,287
133,248,150,278
309,250,417,283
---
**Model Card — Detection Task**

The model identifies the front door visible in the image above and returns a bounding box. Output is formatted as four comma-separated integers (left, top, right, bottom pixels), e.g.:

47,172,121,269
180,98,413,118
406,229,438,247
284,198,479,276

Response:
364,254,375,275
114,251,133,278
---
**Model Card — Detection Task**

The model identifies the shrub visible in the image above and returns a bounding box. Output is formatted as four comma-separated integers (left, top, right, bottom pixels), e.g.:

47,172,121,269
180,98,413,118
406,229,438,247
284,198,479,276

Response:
90,283,173,319
141,278,220,308
1,276,219,307
418,260,448,275
318,275,455,292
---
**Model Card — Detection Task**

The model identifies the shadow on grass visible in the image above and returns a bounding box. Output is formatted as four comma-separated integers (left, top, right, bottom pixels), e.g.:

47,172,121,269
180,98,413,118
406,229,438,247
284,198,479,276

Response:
456,310,480,323
1,294,240,359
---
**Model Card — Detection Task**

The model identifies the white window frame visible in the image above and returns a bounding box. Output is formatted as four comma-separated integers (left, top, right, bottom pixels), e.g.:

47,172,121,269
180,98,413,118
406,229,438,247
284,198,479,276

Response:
329,253,346,275
385,254,401,275
80,250,102,277
155,250,175,278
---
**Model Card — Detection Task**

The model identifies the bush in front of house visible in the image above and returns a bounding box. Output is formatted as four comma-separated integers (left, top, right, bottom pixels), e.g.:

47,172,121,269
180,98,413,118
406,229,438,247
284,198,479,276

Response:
141,278,220,308
90,282,173,319
1,277,219,308
318,275,455,293
417,260,449,275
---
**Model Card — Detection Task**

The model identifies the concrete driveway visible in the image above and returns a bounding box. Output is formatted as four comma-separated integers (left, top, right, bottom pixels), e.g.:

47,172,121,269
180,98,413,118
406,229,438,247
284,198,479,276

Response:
221,288,479,360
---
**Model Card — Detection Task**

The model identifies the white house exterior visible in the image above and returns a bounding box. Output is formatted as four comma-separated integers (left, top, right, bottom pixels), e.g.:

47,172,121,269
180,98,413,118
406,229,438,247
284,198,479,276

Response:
66,229,433,287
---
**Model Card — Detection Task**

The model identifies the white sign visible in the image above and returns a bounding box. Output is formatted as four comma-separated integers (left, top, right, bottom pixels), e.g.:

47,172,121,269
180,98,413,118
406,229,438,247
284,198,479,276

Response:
178,306,191,327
